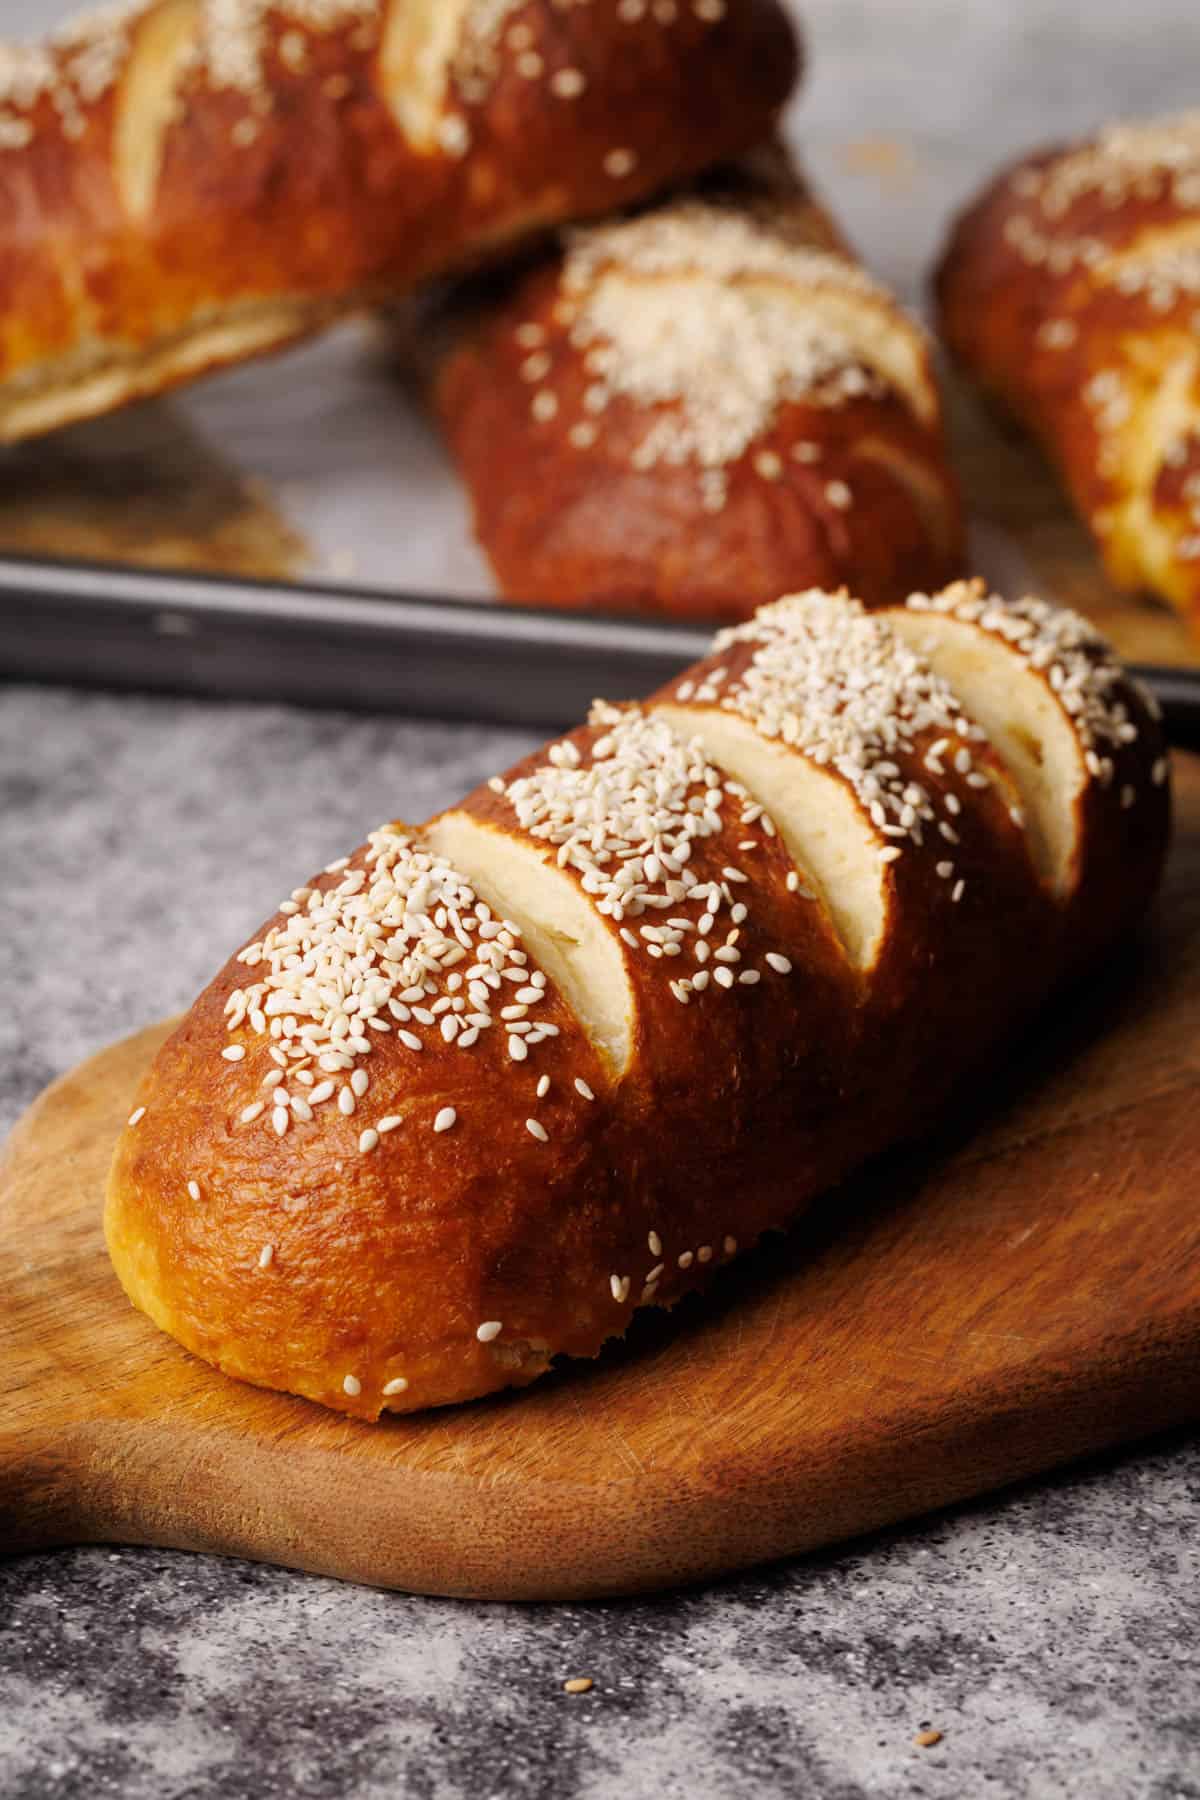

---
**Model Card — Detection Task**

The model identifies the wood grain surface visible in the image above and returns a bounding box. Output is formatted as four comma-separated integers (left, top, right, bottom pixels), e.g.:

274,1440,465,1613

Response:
2,756,1198,1601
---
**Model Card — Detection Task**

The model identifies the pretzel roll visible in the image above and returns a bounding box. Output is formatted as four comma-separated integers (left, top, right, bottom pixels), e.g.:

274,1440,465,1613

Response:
421,155,964,620
938,115,1200,637
105,584,1170,1420
0,0,799,444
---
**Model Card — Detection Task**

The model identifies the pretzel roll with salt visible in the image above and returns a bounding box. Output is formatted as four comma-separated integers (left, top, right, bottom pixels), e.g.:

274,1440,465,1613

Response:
0,0,798,443
420,155,963,619
106,584,1169,1420
938,114,1200,638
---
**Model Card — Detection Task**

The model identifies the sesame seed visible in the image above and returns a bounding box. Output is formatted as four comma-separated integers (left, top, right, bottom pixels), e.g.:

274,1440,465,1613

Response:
1153,756,1169,785
378,1115,404,1134
697,1246,713,1263
724,1236,738,1255
536,1075,551,1098
575,1078,595,1101
526,1118,549,1143
603,148,638,179
338,1088,356,1117
476,1321,503,1343
678,1251,695,1269
258,1244,275,1270
952,880,966,904
127,1107,146,1127
222,1045,246,1062
358,1128,380,1154
350,1068,369,1098
878,846,902,863
563,1678,593,1695
509,1035,529,1062
550,66,586,98
649,1231,663,1256
343,1375,361,1398
383,1377,409,1397
240,1101,265,1123
765,952,792,974
434,1108,457,1134
272,1108,289,1136
398,1030,423,1053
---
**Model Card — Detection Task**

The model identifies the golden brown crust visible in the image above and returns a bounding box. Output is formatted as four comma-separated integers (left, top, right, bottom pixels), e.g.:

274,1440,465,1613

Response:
0,0,799,442
104,584,1170,1421
937,116,1200,636
423,155,964,620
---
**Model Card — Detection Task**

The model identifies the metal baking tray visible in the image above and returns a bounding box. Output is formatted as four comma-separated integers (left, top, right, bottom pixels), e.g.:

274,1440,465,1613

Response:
3,551,1200,746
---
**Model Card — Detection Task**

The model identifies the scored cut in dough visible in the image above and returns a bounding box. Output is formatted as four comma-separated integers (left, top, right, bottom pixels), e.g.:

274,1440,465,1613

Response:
885,609,1085,895
427,810,636,1078
654,704,886,970
379,0,472,151
114,0,202,222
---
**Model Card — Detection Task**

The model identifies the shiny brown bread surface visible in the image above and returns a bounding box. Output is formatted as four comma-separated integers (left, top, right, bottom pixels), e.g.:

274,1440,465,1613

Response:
938,115,1200,639
421,153,964,620
105,582,1170,1420
0,0,799,443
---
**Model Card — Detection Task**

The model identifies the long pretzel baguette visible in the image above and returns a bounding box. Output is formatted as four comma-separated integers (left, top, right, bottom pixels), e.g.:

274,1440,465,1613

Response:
105,581,1169,1419
408,150,964,619
0,0,798,444
938,115,1200,637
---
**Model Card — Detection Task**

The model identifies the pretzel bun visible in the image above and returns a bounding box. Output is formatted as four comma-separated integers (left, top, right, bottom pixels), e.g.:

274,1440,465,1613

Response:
938,114,1200,638
0,0,798,443
105,581,1169,1419
418,151,964,619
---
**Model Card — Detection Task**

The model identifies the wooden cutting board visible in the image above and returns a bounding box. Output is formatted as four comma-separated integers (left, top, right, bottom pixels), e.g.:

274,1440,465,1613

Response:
3,755,1199,1602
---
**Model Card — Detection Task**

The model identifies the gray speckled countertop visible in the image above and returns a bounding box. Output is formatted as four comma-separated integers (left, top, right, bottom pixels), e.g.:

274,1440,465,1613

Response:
3,2,1200,1795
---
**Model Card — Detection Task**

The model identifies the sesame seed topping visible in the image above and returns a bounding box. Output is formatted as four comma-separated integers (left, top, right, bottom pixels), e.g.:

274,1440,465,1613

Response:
377,1115,404,1134
678,1250,695,1269
127,1106,146,1127
476,1321,503,1343
186,1179,201,1202
222,1045,246,1062
765,952,792,974
382,1377,409,1396
536,1074,551,1098
723,1236,737,1255
648,1230,663,1255
434,1107,457,1134
358,1128,380,1154
225,828,549,1130
706,592,985,860
907,581,1144,774
343,1374,361,1398
575,1078,595,1101
555,198,915,500
259,1244,275,1270
526,1118,549,1143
